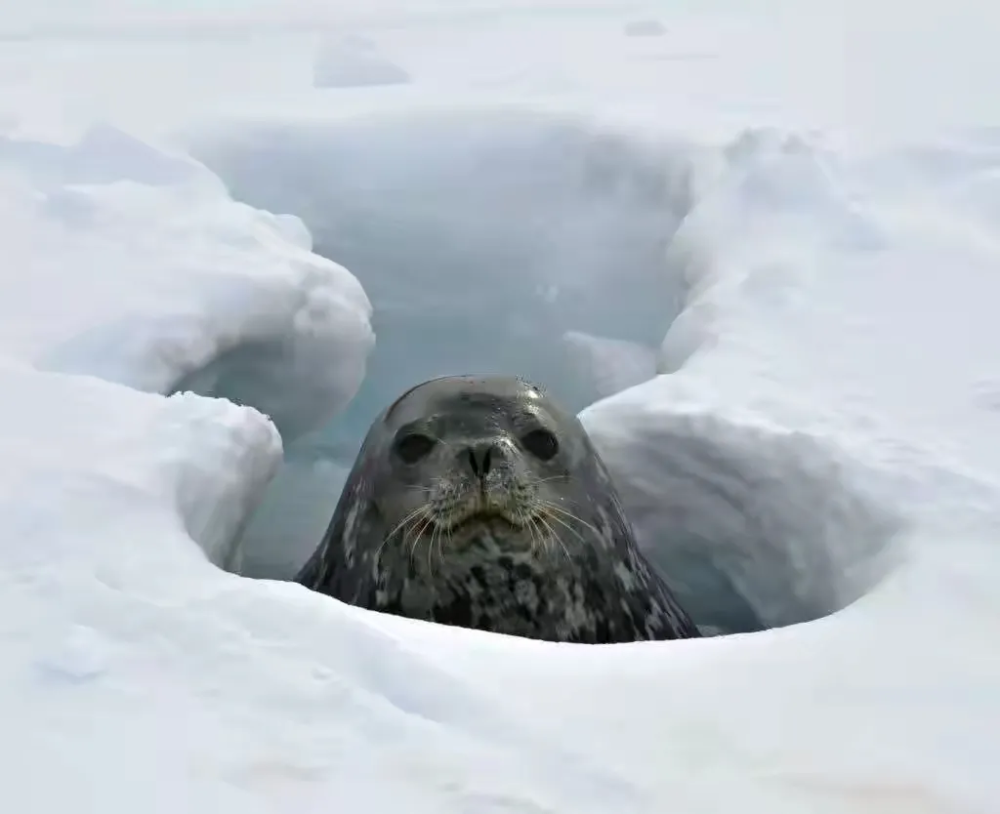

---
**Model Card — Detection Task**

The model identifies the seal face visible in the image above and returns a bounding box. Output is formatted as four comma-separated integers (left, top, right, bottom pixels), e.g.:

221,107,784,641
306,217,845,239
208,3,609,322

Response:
296,375,701,643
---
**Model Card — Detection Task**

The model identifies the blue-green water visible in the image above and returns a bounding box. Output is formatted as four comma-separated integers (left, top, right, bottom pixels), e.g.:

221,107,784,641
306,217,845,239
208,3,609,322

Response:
187,109,692,578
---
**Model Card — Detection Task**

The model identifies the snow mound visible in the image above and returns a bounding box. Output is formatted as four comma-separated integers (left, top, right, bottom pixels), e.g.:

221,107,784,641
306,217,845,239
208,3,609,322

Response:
0,123,374,444
0,365,655,814
0,117,667,814
313,36,412,89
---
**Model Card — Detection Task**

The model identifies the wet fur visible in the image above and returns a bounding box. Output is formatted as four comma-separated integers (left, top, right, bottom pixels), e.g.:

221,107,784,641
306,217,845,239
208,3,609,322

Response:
297,375,701,643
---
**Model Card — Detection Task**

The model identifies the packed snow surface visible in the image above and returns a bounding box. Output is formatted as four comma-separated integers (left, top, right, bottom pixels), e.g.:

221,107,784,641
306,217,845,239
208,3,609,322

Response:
1,2,1000,813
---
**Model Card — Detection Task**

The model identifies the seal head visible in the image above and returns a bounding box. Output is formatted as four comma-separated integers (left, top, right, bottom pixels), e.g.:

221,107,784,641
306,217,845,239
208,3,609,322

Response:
297,375,701,643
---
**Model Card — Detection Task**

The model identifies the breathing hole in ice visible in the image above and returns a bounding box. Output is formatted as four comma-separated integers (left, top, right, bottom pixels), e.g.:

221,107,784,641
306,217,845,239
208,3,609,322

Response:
181,109,899,637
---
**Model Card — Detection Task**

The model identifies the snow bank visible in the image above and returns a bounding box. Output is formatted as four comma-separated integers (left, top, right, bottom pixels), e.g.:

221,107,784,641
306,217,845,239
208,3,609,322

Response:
0,117,658,814
0,123,374,443
0,366,656,813
583,398,901,633
313,35,412,89
581,128,1000,646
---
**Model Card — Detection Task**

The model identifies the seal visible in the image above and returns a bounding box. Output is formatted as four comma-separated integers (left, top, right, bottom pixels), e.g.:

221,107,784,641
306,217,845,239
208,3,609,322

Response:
296,375,701,643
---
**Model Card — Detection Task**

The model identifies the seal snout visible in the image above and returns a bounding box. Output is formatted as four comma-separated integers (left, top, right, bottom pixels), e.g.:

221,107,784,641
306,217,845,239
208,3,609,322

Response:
424,437,534,529
462,440,497,479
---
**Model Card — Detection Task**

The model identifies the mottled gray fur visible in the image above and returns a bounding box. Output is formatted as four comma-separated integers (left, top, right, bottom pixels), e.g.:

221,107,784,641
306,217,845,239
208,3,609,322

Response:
296,375,701,643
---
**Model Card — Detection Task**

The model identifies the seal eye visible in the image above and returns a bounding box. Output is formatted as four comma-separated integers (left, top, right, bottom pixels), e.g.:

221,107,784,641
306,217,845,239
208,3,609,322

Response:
394,432,437,464
522,428,559,461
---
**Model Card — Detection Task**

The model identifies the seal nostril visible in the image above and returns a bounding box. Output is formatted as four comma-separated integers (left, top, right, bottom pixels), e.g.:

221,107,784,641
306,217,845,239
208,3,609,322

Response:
464,443,496,478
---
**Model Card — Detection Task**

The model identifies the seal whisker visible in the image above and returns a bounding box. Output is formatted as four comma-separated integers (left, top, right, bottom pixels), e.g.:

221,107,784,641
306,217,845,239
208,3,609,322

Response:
524,514,543,557
407,516,428,569
423,529,433,577
537,515,563,561
526,474,569,486
425,518,442,577
385,503,432,543
537,516,553,558
539,500,603,542
375,505,430,564
537,504,592,559
535,512,572,561
410,514,435,567
397,509,433,569
434,525,449,577
406,475,447,494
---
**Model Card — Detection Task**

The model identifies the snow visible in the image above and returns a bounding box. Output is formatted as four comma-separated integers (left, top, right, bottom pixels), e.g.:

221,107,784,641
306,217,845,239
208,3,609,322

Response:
312,36,412,89
1,2,1000,812
0,123,373,442
560,330,658,401
622,19,666,38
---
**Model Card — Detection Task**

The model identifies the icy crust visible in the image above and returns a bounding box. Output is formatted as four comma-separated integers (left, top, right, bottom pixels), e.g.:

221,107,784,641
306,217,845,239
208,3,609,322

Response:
402,537,1000,814
0,123,375,442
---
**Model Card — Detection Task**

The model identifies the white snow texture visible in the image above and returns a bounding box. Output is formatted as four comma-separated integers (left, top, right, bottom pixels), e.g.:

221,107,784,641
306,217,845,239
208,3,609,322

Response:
1,2,999,813
312,35,412,89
